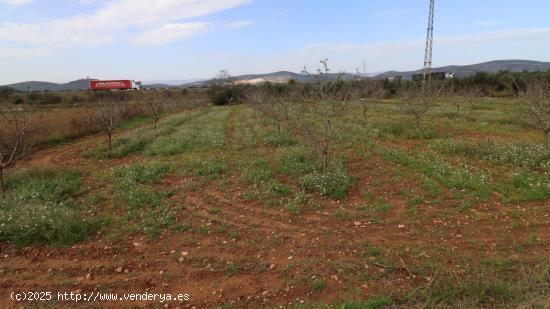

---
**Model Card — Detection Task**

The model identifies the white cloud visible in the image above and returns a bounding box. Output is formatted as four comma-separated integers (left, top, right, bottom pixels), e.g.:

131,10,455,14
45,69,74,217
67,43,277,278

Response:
0,46,49,58
134,22,211,45
228,20,254,29
0,0,251,47
295,28,550,58
0,0,33,6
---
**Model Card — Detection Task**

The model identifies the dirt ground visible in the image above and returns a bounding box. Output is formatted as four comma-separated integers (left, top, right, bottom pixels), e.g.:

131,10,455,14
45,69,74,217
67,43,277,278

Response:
1,103,549,308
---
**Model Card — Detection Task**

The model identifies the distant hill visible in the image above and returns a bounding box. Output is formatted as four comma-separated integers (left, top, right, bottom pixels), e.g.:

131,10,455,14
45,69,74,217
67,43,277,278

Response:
185,71,359,87
374,59,550,79
3,60,549,91
142,83,178,89
2,79,92,92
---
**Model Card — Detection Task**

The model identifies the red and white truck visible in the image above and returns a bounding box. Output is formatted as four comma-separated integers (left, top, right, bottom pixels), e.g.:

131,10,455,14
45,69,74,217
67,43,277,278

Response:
89,80,142,91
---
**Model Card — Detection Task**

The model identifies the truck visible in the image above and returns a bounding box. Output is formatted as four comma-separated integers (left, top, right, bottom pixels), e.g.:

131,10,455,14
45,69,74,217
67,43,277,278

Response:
89,80,142,91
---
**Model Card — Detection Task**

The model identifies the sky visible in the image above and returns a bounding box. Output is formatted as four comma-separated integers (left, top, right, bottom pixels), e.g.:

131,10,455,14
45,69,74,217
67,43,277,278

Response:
1,0,550,84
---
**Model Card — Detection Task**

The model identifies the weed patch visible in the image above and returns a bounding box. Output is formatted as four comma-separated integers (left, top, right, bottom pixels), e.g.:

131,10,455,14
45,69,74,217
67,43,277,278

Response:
0,168,99,247
299,164,354,199
112,162,171,208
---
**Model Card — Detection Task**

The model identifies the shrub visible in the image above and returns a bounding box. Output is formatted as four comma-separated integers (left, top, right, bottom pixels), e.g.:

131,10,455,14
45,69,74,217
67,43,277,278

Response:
209,87,234,106
28,92,62,104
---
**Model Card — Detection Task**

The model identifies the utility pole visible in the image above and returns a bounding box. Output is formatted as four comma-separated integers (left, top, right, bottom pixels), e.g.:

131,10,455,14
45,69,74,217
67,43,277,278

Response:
423,0,435,86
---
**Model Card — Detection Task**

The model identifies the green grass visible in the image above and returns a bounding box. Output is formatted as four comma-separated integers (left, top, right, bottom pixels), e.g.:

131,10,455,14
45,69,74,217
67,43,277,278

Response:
240,157,274,185
0,168,100,247
433,139,550,171
404,263,550,308
112,162,171,208
145,107,227,156
287,296,393,309
299,164,354,199
182,156,229,179
501,171,550,203
311,279,326,292
278,145,318,176
286,191,309,215
362,241,381,257
380,148,491,200
47,134,68,146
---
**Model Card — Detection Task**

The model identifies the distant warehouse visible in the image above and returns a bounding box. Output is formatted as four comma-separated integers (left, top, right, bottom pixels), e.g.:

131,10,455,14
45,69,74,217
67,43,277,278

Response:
412,72,455,82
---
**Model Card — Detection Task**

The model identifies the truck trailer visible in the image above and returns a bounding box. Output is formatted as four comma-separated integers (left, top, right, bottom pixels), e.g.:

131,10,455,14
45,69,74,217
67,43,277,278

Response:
89,80,142,91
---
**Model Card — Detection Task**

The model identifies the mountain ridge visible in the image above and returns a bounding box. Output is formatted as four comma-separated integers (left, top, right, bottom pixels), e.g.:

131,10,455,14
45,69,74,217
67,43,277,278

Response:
2,59,549,91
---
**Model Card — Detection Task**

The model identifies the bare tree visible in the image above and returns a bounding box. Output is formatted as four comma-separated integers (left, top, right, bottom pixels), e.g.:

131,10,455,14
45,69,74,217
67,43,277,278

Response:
147,98,165,129
399,81,445,130
88,100,126,150
0,101,30,195
518,80,550,147
464,86,482,106
448,86,481,115
247,84,299,135
357,79,386,120
247,60,358,173
297,60,358,173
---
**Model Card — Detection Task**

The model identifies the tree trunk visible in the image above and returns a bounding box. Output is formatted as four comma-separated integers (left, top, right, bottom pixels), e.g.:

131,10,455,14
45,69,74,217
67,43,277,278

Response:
416,117,421,131
108,131,112,150
0,167,5,196
154,118,158,129
456,104,460,114
545,130,549,148
322,148,329,175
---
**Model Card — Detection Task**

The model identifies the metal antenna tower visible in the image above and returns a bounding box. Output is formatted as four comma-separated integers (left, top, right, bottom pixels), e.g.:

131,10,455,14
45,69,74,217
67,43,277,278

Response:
423,0,435,85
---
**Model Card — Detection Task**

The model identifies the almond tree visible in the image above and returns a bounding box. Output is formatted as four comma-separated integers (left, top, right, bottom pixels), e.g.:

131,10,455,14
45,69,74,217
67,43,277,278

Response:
357,79,386,120
464,86,482,106
89,100,126,150
0,101,30,195
248,60,357,173
448,86,482,115
247,84,299,135
297,60,358,173
147,98,165,129
399,81,445,130
519,80,550,147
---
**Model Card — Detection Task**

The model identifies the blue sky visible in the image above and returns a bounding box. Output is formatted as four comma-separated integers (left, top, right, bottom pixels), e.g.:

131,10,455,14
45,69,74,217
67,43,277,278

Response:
1,0,550,84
